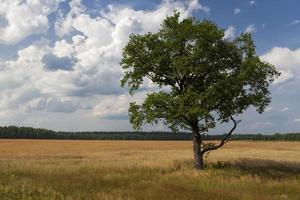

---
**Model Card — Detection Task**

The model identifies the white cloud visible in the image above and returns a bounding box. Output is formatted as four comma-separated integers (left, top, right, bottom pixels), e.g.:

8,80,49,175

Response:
233,8,241,15
249,1,255,5
293,118,300,123
54,0,85,37
93,92,146,118
100,0,207,35
0,0,62,45
0,0,299,133
187,0,210,14
0,0,209,127
279,107,289,112
53,40,74,58
244,24,256,33
260,47,300,85
272,70,294,85
223,26,236,40
260,47,300,71
290,20,300,25
72,14,113,47
26,96,81,113
93,95,129,118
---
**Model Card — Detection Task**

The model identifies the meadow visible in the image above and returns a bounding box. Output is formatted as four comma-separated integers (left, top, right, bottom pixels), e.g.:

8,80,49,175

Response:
0,140,299,200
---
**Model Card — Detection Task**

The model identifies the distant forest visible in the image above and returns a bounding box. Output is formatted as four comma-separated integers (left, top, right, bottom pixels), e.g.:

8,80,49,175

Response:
0,126,299,141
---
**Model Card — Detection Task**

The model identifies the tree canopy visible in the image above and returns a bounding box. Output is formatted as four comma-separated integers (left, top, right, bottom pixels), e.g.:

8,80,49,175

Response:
121,12,280,169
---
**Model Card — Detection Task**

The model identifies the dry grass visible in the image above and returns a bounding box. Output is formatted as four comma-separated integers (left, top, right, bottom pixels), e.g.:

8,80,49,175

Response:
0,140,299,200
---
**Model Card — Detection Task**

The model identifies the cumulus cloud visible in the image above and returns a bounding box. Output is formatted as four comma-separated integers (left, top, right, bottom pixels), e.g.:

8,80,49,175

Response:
0,0,209,128
290,20,300,26
233,8,241,15
54,0,85,37
260,47,300,85
223,26,236,40
260,47,300,71
188,0,210,14
93,92,146,119
26,96,81,113
0,0,299,133
53,40,74,57
233,56,300,134
272,70,294,85
93,95,129,119
244,24,256,33
0,0,63,45
294,118,300,123
249,1,255,6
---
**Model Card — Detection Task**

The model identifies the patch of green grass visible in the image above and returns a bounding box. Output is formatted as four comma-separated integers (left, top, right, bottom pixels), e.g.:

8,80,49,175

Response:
0,158,299,200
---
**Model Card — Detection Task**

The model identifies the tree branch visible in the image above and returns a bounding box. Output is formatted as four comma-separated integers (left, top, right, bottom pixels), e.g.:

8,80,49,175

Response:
201,115,241,154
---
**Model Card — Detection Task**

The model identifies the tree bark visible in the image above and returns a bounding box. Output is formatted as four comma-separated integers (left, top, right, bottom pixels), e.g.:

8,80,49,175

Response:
192,128,204,169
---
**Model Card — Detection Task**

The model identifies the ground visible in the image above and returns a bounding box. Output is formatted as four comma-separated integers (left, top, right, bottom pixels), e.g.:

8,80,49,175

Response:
0,140,299,200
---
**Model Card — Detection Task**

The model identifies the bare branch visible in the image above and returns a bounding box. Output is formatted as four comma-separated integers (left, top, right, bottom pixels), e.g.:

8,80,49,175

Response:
201,115,241,154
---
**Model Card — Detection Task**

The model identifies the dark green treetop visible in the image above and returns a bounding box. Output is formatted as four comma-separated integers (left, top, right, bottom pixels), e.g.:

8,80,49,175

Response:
121,12,279,136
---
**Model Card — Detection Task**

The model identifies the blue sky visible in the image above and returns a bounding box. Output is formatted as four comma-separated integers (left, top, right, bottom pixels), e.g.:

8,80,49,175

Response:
203,0,300,54
0,0,300,134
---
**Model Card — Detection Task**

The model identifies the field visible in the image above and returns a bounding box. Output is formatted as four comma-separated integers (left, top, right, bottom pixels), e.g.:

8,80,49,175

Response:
0,140,299,200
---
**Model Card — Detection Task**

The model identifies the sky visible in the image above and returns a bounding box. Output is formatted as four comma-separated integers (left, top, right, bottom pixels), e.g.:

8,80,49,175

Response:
0,0,300,134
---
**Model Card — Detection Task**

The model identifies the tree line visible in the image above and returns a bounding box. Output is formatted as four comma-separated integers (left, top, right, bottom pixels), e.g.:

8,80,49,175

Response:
0,126,299,141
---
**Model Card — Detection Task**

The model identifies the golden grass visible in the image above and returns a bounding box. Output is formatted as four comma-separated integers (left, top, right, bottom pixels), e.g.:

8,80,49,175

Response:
0,140,299,200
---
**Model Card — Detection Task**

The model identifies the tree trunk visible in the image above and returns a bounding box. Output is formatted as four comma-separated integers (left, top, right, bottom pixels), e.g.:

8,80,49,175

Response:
192,129,204,170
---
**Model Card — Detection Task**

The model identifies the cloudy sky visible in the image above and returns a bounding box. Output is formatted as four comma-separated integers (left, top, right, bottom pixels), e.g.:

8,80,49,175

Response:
0,0,300,133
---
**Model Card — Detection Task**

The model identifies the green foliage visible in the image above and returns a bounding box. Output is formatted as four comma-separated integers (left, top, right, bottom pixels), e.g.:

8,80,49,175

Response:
1,126,300,140
121,12,280,132
0,126,192,140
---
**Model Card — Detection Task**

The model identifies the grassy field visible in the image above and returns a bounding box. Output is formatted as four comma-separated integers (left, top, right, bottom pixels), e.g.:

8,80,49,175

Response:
0,140,299,200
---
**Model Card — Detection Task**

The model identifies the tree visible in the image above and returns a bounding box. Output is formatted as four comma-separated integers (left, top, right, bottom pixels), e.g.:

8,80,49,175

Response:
120,12,280,169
